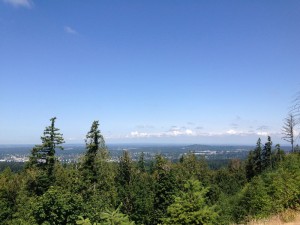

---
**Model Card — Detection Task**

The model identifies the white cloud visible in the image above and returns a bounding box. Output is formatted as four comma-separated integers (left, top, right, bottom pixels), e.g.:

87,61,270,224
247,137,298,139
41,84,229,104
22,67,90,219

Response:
121,126,281,141
257,131,269,136
226,129,238,135
2,0,33,8
130,131,150,138
128,129,195,139
226,129,270,137
64,26,77,35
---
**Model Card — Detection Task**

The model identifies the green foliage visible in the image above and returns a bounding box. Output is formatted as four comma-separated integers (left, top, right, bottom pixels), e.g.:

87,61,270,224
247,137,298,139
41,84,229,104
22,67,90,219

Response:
2,120,300,225
80,121,117,219
162,179,218,225
152,155,177,224
27,117,64,194
137,152,146,172
129,169,154,225
29,117,64,170
115,150,136,218
174,152,211,191
76,204,135,225
236,176,272,221
83,121,107,183
271,144,285,168
0,168,20,223
32,186,84,225
213,164,246,196
246,137,285,180
246,138,263,179
262,136,272,170
76,216,96,225
0,162,25,173
100,204,135,225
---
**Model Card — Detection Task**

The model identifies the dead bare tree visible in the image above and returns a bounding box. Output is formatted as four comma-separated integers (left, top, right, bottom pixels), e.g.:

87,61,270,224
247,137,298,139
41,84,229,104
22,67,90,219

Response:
282,113,299,152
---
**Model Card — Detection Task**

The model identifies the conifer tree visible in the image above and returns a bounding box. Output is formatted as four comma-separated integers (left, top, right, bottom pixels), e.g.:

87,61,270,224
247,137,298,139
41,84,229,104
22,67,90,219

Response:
271,144,285,168
29,117,64,176
245,150,256,180
152,155,177,224
162,179,218,225
137,152,146,173
246,138,265,179
81,120,116,212
83,120,107,184
116,150,135,215
262,136,272,170
26,117,64,195
253,138,262,175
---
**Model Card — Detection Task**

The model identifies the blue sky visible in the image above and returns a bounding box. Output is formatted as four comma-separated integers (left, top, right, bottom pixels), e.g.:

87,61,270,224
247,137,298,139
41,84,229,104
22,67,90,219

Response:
0,0,299,145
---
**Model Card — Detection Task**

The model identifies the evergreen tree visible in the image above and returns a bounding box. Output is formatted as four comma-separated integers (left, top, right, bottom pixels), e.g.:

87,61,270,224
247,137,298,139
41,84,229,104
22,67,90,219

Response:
271,144,285,168
100,204,135,225
175,152,210,187
29,117,64,174
152,155,177,225
117,151,133,187
262,136,272,170
83,120,107,184
237,176,272,220
77,204,135,225
137,152,146,173
116,150,134,215
253,138,262,175
27,117,64,194
162,179,218,225
245,150,256,180
80,121,116,220
130,171,154,225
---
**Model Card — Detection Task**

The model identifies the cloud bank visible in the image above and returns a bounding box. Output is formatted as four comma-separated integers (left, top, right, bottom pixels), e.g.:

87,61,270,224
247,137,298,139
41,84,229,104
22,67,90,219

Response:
127,128,276,139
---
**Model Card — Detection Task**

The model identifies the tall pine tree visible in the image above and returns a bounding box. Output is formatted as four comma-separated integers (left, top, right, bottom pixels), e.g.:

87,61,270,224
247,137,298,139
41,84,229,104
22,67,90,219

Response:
80,121,116,218
253,138,262,175
83,120,107,184
262,136,272,170
27,117,64,194
29,117,64,172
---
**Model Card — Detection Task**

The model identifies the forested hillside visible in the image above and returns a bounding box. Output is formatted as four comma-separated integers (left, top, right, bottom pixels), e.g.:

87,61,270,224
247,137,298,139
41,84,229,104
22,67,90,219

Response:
1,118,300,225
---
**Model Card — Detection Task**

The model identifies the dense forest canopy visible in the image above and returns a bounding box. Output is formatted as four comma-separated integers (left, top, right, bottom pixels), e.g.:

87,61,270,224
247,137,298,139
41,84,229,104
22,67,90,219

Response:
1,117,300,225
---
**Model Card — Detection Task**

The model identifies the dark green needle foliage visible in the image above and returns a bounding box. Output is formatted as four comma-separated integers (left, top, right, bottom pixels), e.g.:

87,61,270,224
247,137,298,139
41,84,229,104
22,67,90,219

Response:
80,121,116,222
116,150,135,216
262,136,272,170
246,138,263,180
29,117,64,171
27,117,64,194
76,204,135,225
2,115,300,225
83,120,107,184
162,179,218,225
152,155,177,225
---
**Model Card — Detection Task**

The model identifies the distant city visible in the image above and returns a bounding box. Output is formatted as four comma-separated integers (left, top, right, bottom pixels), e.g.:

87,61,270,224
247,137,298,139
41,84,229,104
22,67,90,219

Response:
0,144,293,163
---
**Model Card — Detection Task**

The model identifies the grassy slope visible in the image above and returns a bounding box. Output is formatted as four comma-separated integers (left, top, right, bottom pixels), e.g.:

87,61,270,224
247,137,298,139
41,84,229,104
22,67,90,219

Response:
246,211,300,225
